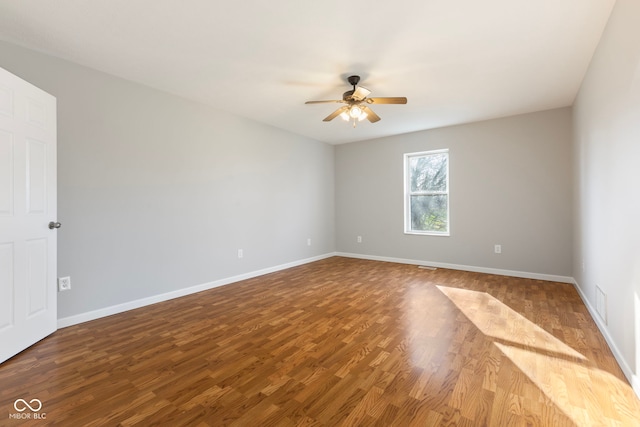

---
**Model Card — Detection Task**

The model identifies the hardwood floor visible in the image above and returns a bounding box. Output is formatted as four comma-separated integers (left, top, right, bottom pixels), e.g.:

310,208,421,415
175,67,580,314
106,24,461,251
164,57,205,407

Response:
1,257,639,426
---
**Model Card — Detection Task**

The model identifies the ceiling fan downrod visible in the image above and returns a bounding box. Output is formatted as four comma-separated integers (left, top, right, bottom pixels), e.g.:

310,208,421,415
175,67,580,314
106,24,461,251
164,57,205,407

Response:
347,75,360,89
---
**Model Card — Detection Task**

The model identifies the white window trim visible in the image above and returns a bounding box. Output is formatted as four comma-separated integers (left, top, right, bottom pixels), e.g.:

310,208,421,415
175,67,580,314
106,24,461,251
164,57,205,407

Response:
404,149,450,236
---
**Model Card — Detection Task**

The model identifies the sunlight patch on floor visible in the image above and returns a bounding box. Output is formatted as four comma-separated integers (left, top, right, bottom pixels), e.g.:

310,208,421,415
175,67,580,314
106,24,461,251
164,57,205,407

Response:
493,341,640,426
437,285,640,425
437,286,585,360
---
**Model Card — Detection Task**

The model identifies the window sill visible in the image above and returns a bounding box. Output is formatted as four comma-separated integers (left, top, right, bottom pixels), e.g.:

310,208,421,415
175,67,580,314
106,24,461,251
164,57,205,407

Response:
405,231,450,237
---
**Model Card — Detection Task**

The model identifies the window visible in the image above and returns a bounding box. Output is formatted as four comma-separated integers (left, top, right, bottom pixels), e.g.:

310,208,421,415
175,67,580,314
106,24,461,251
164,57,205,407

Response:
404,149,449,235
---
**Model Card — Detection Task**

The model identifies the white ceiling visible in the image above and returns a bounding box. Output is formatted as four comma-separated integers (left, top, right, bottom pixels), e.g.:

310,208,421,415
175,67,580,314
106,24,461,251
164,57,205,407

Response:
0,0,615,144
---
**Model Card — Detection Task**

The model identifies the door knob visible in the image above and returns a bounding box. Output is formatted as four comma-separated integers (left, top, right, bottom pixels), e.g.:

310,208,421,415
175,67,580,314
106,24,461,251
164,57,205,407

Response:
48,221,61,229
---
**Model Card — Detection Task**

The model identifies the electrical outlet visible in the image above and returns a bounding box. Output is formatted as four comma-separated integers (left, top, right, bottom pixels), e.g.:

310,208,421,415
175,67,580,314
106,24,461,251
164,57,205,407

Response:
357,236,362,243
58,276,71,291
494,244,502,254
237,249,243,259
307,238,311,246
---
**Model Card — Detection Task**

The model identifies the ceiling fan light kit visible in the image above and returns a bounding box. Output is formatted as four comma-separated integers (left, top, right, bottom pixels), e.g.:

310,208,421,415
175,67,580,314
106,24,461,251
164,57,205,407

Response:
305,75,407,128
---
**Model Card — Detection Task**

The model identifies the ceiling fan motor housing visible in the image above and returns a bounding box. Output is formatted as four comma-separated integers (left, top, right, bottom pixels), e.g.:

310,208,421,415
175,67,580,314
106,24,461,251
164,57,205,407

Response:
343,90,356,101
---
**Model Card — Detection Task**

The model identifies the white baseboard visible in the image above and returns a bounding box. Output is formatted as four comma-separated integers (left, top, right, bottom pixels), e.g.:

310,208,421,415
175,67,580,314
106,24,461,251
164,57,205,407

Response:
337,252,639,398
57,251,640,399
571,278,640,399
335,252,574,283
57,253,335,329
57,252,571,329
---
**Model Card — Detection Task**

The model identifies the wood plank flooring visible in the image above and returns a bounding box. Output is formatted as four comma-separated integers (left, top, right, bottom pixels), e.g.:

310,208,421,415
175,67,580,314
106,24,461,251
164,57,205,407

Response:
1,257,639,426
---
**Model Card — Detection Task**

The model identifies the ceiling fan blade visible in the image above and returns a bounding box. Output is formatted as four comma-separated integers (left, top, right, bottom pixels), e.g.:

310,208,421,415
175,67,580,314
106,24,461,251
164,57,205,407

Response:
367,97,407,104
305,100,344,104
362,106,381,123
352,86,371,101
323,106,349,122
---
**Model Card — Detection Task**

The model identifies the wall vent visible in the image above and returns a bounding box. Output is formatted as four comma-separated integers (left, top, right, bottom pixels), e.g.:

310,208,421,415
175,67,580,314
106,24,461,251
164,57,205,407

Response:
595,285,607,325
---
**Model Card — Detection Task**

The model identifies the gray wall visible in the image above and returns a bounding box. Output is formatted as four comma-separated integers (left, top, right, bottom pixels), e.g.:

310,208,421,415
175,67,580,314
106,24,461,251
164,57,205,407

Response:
336,108,573,276
0,41,335,319
572,0,640,387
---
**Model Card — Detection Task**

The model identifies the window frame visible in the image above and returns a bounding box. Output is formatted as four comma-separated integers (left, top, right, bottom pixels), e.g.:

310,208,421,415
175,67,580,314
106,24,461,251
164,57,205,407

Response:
403,149,450,236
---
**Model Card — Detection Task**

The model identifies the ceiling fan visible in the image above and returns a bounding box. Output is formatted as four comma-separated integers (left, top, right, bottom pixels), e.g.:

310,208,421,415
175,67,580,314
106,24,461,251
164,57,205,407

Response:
305,75,407,127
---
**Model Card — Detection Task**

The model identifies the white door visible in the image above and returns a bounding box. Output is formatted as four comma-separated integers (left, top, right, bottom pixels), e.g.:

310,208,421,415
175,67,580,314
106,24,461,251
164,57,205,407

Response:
0,66,57,363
